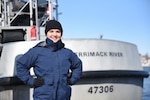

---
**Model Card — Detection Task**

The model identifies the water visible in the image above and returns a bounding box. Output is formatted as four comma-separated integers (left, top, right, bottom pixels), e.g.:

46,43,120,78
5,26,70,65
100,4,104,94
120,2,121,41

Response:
143,67,150,100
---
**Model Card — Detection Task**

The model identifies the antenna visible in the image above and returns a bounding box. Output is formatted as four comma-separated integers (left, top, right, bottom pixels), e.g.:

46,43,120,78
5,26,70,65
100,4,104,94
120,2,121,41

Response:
100,35,103,39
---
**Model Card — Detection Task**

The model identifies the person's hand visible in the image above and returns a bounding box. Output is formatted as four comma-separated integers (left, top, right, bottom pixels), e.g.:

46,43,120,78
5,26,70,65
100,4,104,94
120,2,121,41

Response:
33,77,44,88
67,78,73,85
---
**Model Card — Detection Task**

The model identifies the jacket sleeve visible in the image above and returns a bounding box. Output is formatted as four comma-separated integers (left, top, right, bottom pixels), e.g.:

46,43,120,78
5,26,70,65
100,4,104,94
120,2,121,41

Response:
69,52,82,85
16,48,37,86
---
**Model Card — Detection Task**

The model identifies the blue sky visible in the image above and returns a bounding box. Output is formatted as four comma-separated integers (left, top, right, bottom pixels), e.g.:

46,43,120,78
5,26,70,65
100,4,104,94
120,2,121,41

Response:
54,0,150,55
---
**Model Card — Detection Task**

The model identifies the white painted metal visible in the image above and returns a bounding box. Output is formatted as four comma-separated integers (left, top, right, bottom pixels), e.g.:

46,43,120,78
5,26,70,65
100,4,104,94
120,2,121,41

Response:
0,39,142,77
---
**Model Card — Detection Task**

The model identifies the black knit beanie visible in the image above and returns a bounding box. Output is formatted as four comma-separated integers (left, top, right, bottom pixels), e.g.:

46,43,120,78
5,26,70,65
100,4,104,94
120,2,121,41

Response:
45,20,63,36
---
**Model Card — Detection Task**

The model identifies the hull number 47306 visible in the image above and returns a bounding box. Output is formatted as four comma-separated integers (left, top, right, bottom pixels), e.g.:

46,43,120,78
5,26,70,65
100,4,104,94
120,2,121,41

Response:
88,85,114,94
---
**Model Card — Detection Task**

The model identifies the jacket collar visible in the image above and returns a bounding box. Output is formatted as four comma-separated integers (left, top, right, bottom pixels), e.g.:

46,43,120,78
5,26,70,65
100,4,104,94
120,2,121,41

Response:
45,38,64,51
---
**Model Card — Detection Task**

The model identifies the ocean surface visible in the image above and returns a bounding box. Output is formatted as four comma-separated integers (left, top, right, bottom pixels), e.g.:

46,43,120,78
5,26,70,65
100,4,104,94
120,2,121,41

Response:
143,67,150,100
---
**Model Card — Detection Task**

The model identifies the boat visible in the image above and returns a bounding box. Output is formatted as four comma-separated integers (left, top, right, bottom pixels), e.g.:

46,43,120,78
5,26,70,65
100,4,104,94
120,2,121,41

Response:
0,0,149,100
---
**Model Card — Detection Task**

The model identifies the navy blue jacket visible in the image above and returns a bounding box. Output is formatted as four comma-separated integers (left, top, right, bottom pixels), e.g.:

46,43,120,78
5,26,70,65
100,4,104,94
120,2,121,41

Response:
16,38,82,100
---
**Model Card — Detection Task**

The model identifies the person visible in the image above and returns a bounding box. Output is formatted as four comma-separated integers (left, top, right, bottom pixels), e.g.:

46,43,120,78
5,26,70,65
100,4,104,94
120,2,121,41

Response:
16,20,82,100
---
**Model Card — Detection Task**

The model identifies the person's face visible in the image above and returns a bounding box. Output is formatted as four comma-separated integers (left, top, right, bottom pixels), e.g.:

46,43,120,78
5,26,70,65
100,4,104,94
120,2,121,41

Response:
46,29,62,43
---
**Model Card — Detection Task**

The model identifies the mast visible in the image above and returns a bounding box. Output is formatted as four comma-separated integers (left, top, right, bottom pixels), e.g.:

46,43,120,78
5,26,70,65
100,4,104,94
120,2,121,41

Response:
55,0,58,20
